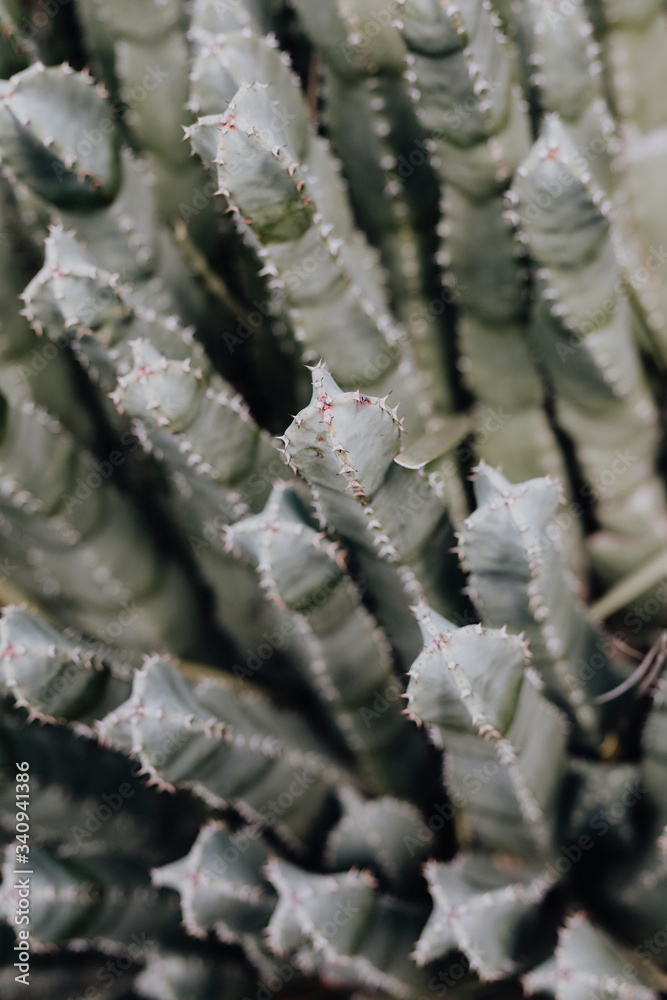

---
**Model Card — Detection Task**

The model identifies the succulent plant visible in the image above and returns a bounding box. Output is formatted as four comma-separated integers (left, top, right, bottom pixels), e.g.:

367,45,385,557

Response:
0,1,667,999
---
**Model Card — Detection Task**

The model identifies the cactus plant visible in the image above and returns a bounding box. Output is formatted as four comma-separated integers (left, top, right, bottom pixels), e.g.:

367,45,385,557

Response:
0,2,667,999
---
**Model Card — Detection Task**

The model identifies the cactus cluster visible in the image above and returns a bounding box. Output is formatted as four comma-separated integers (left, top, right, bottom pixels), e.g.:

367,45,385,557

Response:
0,0,667,998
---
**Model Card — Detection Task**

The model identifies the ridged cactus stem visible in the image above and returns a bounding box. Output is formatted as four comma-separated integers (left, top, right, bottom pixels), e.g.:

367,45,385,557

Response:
22,227,311,665
522,0,616,190
513,115,667,588
524,912,660,999
414,853,552,979
406,601,569,856
456,463,622,747
225,481,435,801
266,856,432,998
0,843,180,951
96,656,349,852
186,40,427,433
118,412,319,684
396,0,582,566
0,62,121,208
327,71,454,427
0,184,100,452
0,390,208,656
74,0,228,262
595,1,667,364
152,821,278,977
324,787,436,892
283,363,463,666
0,605,133,727
292,0,454,426
22,226,196,395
